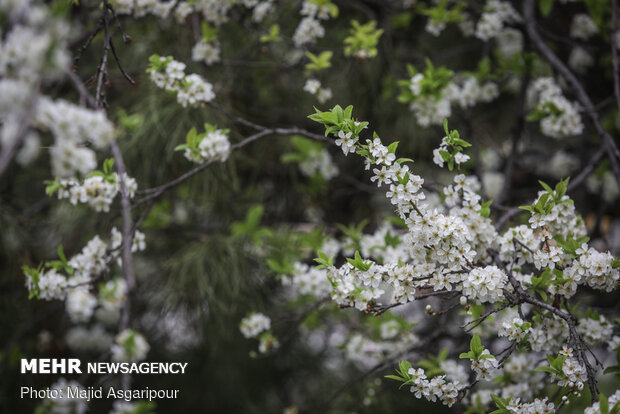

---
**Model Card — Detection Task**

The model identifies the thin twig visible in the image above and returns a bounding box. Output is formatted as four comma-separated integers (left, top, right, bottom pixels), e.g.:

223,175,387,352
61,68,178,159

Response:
488,246,599,402
134,125,330,206
95,5,111,108
73,17,104,70
109,38,135,84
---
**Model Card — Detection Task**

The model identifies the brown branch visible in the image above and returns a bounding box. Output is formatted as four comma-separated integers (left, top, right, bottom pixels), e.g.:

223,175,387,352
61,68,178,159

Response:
73,17,104,71
461,302,512,332
567,147,606,192
66,70,98,108
95,5,111,109
110,142,136,295
99,0,136,392
488,246,599,402
134,125,330,207
496,341,518,368
106,1,132,44
109,38,135,85
207,101,333,144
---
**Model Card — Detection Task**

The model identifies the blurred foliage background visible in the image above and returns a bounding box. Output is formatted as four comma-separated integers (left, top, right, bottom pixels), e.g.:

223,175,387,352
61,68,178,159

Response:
1,0,620,413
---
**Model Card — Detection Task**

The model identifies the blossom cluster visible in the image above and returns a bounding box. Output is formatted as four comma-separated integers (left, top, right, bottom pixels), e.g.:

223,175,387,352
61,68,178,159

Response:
475,0,521,41
527,77,584,138
569,46,595,74
498,317,532,342
113,0,176,19
345,331,419,369
303,79,333,104
470,349,499,380
239,312,271,338
0,1,120,179
282,262,333,298
54,172,137,212
495,28,524,58
23,227,147,357
299,105,620,411
403,71,499,127
570,14,598,40
294,1,335,47
192,40,221,66
65,324,113,353
587,170,620,204
148,56,215,107
407,367,464,407
584,390,620,414
563,245,620,293
298,148,339,180
41,378,88,414
111,329,151,362
181,127,231,164
313,115,506,310
239,312,279,354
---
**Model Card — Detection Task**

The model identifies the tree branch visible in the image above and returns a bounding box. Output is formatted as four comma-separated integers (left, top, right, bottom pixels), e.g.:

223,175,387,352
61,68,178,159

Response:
134,125,330,207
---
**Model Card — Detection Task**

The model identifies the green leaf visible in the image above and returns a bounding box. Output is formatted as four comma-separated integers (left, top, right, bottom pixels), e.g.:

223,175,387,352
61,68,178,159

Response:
347,250,372,271
260,24,281,43
343,105,353,120
133,401,156,414
305,51,333,72
439,150,451,162
103,158,114,175
398,360,412,374
44,179,62,196
479,199,493,218
230,205,268,245
116,109,144,132
554,178,568,198
200,21,218,42
490,394,511,410
526,108,549,122
314,251,334,269
600,393,609,414
57,245,67,264
538,0,554,16
470,334,483,356
535,366,557,374
538,180,553,194
22,265,41,299
387,141,399,154
343,20,383,59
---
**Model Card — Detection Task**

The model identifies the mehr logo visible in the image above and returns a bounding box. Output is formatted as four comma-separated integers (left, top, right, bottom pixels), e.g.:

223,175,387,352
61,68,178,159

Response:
21,359,82,374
